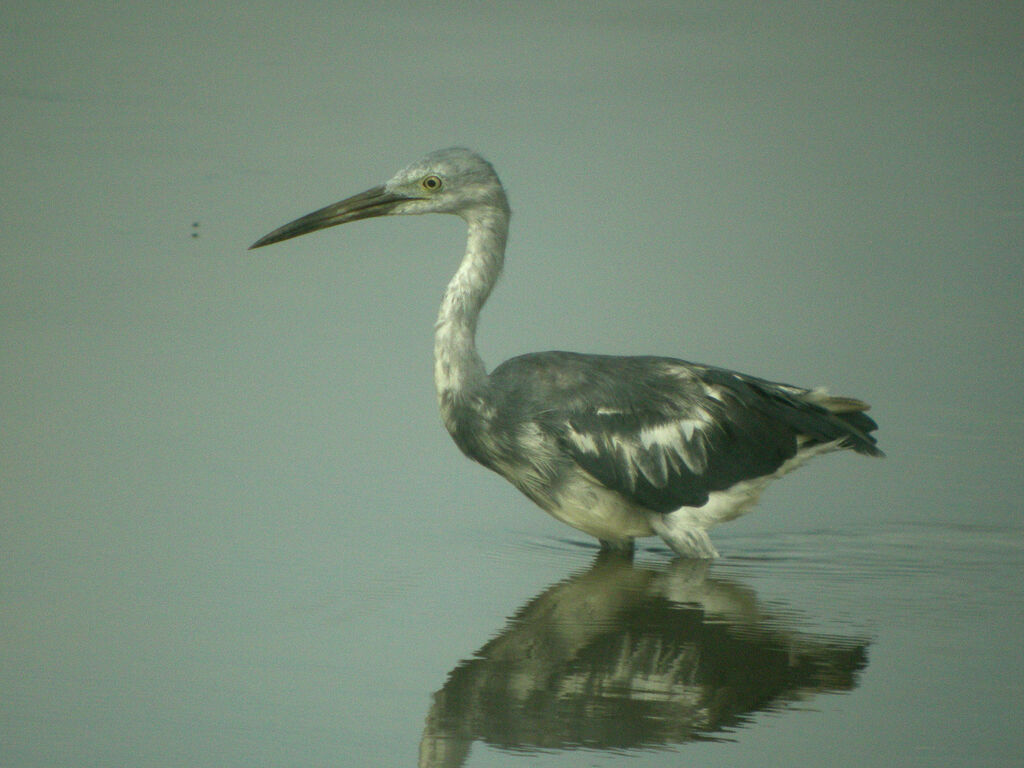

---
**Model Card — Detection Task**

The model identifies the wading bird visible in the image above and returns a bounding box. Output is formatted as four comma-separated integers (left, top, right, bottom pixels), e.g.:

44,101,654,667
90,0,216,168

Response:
250,148,882,558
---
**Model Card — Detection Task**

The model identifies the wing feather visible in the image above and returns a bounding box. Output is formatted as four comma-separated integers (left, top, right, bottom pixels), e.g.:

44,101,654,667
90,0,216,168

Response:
559,378,798,511
488,352,880,514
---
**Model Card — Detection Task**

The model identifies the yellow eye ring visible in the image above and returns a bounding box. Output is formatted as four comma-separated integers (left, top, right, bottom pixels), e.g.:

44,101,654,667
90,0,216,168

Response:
421,175,443,192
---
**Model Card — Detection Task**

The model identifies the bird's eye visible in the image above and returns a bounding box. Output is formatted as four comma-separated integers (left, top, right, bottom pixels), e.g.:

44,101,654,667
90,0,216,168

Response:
421,175,443,192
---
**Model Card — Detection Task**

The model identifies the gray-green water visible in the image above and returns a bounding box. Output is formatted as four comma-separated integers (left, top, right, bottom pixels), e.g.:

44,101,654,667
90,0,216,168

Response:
3,2,1022,766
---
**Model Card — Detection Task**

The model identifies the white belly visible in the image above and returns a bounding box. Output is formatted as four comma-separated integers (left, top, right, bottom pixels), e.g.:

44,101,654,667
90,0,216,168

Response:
544,473,655,543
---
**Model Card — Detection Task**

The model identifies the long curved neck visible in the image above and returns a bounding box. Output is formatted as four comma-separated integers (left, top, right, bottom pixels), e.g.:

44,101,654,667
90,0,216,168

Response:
434,207,508,417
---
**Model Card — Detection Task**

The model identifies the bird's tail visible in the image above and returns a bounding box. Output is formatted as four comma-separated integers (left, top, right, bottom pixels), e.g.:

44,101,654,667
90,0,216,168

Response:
808,391,884,457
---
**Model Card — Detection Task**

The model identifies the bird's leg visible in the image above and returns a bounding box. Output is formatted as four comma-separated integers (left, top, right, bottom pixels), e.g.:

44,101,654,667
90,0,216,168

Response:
598,537,635,554
648,515,720,559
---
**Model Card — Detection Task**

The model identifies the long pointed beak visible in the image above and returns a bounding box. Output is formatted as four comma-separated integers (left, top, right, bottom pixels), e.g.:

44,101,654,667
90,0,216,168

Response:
249,185,407,249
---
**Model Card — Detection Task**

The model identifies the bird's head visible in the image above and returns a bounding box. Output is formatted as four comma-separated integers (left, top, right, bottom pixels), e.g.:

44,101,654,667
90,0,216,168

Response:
249,147,508,250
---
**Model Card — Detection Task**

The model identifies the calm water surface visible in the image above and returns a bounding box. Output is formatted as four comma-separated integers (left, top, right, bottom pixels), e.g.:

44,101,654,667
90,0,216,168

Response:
418,524,1024,767
3,515,1021,767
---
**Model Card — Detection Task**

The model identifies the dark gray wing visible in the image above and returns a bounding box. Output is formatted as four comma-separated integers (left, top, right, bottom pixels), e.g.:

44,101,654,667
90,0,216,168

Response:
488,352,880,513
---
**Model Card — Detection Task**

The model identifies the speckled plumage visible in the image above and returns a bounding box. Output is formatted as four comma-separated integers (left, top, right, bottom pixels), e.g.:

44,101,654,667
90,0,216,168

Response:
251,148,882,557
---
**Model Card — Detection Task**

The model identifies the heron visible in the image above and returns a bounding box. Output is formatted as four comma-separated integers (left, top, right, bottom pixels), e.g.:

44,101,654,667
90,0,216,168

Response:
250,148,882,558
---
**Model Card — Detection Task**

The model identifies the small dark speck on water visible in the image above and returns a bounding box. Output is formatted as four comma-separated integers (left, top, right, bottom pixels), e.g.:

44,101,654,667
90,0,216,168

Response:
191,221,200,239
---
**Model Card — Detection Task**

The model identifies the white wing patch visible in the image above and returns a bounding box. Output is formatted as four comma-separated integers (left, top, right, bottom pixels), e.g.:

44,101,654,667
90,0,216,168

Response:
565,425,600,455
701,383,729,402
638,418,712,475
566,406,716,489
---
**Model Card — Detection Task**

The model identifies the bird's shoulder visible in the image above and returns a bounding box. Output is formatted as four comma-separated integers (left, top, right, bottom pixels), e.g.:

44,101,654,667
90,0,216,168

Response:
489,351,714,415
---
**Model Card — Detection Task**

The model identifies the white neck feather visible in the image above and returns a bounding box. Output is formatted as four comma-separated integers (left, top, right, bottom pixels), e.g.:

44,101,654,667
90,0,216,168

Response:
433,209,508,413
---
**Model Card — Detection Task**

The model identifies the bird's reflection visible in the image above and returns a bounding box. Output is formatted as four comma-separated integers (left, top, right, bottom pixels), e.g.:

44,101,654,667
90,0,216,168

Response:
420,551,869,767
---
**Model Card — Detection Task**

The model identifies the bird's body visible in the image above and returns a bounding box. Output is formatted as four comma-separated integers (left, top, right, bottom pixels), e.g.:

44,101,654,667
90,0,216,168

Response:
251,148,881,557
